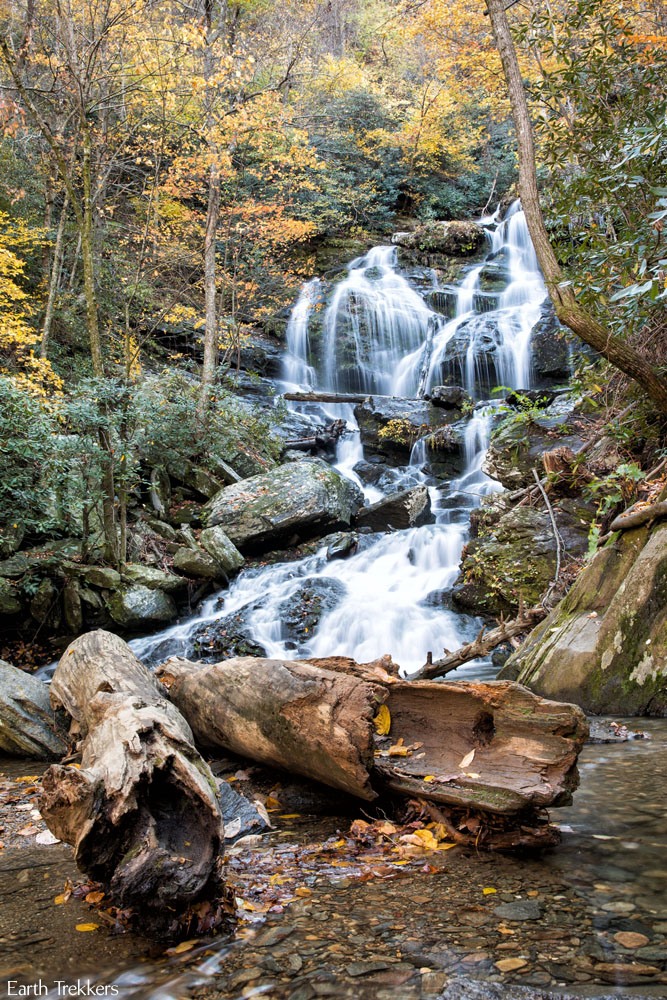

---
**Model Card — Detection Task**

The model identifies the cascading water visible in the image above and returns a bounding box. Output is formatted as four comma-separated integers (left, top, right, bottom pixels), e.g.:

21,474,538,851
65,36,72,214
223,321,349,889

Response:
131,202,547,676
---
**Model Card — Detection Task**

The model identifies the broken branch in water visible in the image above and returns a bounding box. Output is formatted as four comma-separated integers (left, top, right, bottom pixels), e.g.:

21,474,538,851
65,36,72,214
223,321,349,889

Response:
415,605,547,680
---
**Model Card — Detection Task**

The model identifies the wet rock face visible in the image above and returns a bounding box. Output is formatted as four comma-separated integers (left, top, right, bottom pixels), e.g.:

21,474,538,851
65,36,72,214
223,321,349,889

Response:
454,496,594,617
502,522,667,715
353,486,433,532
354,396,463,465
203,459,363,552
392,220,486,260
530,300,572,382
278,578,347,646
483,395,584,490
193,606,268,661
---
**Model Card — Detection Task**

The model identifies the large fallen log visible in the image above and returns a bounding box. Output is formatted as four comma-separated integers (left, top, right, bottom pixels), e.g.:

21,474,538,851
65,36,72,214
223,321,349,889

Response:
40,630,223,910
158,656,386,800
415,606,547,680
283,391,374,403
158,655,588,849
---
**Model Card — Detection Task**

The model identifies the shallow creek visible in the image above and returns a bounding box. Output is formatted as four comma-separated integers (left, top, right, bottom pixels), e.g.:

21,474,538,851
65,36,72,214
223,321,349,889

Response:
1,722,666,999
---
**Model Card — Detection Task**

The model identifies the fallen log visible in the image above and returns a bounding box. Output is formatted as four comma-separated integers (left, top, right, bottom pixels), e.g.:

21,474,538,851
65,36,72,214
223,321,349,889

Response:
157,655,588,848
40,630,223,910
158,656,386,800
0,659,68,759
415,606,547,680
283,391,374,403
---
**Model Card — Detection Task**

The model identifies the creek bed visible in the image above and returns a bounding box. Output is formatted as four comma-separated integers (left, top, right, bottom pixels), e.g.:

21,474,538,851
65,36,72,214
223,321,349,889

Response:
1,719,666,999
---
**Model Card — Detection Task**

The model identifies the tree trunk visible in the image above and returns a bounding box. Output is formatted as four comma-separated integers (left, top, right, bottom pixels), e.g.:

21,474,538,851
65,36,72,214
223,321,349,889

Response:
284,391,374,404
41,191,69,359
484,0,667,415
81,125,104,378
197,157,221,421
40,631,223,910
158,656,385,801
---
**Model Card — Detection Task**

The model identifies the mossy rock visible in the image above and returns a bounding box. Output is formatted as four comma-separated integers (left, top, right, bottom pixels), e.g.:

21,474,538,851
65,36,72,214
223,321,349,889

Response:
502,523,667,715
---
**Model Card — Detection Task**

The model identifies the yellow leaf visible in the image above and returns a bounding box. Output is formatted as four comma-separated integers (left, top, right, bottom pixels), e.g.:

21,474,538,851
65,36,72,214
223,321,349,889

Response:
373,704,391,736
75,923,99,932
14,776,39,783
278,813,301,820
388,744,409,756
265,796,282,810
85,891,105,904
54,893,69,905
295,887,311,897
413,829,439,850
437,842,456,850
423,775,436,783
166,939,199,955
482,887,497,895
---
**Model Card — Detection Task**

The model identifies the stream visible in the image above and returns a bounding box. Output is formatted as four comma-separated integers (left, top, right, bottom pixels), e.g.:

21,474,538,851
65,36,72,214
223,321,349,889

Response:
7,205,667,998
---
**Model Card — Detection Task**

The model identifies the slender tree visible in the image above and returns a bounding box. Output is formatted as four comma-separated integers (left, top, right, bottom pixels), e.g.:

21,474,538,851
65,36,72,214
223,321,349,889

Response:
484,0,667,415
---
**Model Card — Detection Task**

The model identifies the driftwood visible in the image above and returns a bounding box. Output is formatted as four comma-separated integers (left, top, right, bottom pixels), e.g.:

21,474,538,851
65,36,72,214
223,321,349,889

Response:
158,655,588,848
0,659,68,759
40,631,223,909
158,656,385,800
415,606,547,680
283,391,374,403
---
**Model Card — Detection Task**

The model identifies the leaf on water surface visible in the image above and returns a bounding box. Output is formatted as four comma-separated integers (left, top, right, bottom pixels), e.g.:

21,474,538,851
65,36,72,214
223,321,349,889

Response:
165,939,200,955
373,704,391,735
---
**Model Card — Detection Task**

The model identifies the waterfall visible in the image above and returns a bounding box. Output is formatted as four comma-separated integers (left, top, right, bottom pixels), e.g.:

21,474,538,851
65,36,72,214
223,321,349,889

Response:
129,201,547,677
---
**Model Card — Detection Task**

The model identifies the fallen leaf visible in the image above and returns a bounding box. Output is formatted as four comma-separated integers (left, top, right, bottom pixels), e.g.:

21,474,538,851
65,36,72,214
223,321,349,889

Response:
373,704,391,736
278,813,301,820
17,824,39,836
265,796,282,810
459,749,475,769
85,891,105,905
54,893,70,905
14,776,39,783
75,923,99,932
482,886,497,895
36,830,60,845
165,939,199,955
423,775,436,783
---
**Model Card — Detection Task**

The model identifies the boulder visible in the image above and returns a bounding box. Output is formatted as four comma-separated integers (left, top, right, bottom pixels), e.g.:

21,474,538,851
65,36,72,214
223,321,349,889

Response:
530,299,572,382
354,396,461,463
64,563,122,590
104,584,177,629
203,459,363,552
326,532,358,560
199,526,245,574
193,606,268,661
29,578,59,626
500,522,667,715
0,553,29,577
62,579,83,632
453,498,594,616
0,577,22,615
0,522,24,559
392,220,486,258
0,659,68,758
427,385,472,410
121,563,188,593
278,578,347,645
353,486,434,532
483,396,584,490
172,546,223,580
